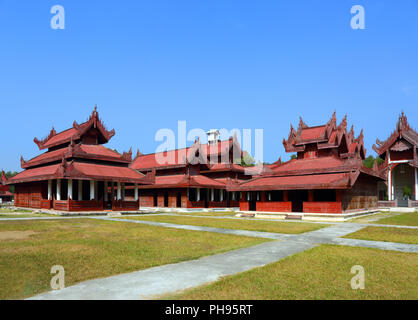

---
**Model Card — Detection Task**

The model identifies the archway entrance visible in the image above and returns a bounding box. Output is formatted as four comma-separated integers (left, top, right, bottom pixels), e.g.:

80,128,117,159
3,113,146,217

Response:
392,164,415,207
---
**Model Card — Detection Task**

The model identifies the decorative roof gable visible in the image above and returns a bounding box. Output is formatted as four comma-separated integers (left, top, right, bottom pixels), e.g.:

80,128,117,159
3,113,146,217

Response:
34,106,115,150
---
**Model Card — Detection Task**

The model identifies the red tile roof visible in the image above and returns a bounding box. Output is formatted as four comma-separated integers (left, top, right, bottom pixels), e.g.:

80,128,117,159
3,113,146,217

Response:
22,144,130,169
10,161,150,184
34,107,115,150
138,174,225,189
270,156,345,174
233,172,351,191
299,126,326,141
132,138,240,171
70,162,146,183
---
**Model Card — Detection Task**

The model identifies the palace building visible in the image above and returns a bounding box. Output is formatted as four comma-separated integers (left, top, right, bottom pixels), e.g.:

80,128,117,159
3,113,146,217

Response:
8,108,154,211
6,107,414,215
373,112,418,208
233,113,384,215
130,130,257,209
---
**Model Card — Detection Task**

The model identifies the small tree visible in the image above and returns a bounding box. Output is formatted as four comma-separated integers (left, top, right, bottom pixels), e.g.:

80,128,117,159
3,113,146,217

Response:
403,186,412,200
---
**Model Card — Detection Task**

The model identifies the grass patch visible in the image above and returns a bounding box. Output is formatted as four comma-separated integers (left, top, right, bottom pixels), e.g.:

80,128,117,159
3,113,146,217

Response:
123,215,328,234
375,212,418,227
343,226,418,244
0,218,267,300
165,245,418,300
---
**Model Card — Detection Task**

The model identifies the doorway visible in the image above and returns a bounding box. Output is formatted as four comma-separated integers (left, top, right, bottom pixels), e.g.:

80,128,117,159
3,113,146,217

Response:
288,190,308,213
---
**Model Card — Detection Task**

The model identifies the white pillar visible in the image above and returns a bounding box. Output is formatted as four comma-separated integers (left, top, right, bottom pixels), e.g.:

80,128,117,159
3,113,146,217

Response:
197,188,200,201
392,169,395,201
134,184,139,201
68,179,73,200
117,182,122,200
56,179,61,201
90,180,95,200
211,189,214,201
48,180,52,200
104,181,108,201
388,168,392,201
78,180,83,201
415,168,418,201
220,189,224,202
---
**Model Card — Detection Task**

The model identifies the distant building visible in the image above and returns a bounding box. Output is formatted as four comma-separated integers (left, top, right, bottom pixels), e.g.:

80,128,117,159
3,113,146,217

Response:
130,131,257,209
0,171,13,204
373,112,418,208
234,113,384,215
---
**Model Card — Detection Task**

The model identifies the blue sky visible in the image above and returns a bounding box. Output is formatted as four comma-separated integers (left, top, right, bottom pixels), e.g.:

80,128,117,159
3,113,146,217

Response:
0,0,417,172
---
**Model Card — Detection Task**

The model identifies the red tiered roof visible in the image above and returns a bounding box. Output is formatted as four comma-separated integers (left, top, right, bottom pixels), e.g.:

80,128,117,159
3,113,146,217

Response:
9,107,153,186
283,112,366,159
373,112,418,156
33,106,115,150
235,113,384,192
131,136,243,171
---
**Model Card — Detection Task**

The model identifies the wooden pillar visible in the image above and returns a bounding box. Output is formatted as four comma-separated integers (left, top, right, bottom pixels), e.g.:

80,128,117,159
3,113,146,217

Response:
261,192,266,202
90,180,95,200
48,180,52,200
117,182,122,200
56,179,61,201
68,179,73,200
415,168,418,201
104,181,108,202
308,190,314,202
336,190,342,202
111,181,115,200
122,183,125,201
134,184,139,201
78,180,83,201
283,190,288,202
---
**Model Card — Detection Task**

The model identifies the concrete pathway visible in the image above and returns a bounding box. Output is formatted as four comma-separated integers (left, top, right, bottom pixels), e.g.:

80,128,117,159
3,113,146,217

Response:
29,240,316,300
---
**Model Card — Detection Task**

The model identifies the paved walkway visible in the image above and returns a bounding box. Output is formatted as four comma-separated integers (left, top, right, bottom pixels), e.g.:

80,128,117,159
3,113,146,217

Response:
28,219,418,300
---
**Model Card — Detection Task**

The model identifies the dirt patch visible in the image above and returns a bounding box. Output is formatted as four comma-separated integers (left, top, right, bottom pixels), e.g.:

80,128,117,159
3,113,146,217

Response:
0,231,37,241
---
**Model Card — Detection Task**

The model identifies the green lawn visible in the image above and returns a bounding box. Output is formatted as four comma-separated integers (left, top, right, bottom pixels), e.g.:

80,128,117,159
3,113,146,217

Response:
0,218,267,300
165,245,418,300
375,212,418,226
123,215,328,234
343,226,418,244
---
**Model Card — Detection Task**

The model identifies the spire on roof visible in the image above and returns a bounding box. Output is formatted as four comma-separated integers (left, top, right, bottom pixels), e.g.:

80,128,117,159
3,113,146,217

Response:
298,116,308,131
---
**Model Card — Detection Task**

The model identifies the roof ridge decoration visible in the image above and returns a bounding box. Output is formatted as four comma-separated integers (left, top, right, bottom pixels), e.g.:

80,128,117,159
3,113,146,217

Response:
121,148,133,162
33,126,57,149
33,106,116,150
1,171,7,184
373,112,418,156
283,112,366,160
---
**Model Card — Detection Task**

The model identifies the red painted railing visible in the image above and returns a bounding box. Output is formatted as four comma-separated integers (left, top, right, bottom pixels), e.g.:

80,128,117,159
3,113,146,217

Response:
303,202,342,214
256,201,292,212
112,200,139,211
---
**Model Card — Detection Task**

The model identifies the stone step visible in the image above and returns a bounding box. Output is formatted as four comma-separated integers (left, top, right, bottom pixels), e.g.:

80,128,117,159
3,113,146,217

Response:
285,214,303,220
